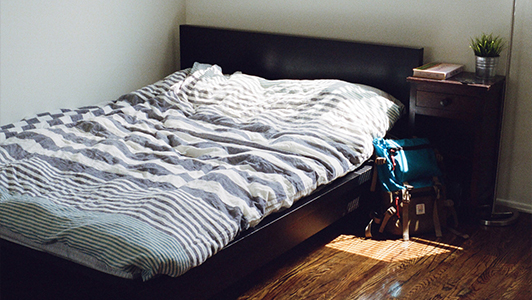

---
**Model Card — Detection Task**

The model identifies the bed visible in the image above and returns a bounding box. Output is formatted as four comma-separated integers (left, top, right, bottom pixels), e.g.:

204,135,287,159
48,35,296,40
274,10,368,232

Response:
0,25,423,299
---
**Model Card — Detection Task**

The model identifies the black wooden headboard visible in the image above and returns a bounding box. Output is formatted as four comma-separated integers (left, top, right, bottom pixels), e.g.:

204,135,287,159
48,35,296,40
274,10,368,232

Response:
180,25,423,106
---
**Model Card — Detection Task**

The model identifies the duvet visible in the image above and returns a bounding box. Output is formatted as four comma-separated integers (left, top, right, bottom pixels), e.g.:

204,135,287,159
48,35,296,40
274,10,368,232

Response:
0,63,403,280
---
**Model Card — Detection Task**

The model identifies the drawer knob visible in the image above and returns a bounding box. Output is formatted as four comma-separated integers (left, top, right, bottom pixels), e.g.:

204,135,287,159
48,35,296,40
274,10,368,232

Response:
440,98,452,107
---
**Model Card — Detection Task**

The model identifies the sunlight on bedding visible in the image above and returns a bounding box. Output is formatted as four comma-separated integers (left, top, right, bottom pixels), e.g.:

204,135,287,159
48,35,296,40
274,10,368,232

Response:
326,235,463,262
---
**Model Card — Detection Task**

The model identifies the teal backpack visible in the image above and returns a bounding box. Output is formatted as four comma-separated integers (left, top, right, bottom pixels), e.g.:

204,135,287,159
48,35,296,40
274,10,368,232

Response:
367,137,457,240
373,137,442,192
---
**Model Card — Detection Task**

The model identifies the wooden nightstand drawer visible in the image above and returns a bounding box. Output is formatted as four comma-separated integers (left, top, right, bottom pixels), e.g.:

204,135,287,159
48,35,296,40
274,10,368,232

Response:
416,91,477,113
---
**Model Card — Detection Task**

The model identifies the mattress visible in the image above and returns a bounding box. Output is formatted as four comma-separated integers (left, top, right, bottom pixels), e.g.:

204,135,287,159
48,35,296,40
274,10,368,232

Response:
0,63,403,281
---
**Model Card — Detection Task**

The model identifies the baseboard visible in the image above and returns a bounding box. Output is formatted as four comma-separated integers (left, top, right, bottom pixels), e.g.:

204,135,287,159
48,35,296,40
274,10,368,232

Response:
496,198,532,214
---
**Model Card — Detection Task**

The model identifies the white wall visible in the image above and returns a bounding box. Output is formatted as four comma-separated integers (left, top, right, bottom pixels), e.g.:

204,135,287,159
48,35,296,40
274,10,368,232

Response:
1,0,186,125
186,0,512,73
187,0,531,212
497,0,532,213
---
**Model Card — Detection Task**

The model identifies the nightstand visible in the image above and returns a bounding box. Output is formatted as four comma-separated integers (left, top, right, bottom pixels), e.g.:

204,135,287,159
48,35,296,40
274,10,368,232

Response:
407,72,505,218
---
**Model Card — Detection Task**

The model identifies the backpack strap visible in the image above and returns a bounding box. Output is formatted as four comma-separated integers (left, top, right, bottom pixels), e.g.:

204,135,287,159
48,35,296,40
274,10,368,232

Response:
370,156,387,192
379,188,412,240
379,206,397,233
432,176,443,238
365,212,383,238
365,219,374,238
401,188,411,241
432,187,443,238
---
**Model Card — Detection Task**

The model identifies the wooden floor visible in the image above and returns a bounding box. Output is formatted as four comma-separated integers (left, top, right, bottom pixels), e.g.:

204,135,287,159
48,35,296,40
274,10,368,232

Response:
215,210,532,300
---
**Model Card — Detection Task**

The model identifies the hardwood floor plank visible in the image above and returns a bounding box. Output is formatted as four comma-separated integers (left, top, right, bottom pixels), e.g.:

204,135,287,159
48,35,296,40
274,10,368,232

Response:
218,211,532,300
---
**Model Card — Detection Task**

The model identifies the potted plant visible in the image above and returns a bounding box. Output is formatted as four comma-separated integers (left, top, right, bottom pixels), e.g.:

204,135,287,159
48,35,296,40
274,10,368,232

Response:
470,33,505,78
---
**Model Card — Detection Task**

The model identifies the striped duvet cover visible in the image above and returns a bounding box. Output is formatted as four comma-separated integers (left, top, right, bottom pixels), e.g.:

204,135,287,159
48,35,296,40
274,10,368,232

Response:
0,63,403,280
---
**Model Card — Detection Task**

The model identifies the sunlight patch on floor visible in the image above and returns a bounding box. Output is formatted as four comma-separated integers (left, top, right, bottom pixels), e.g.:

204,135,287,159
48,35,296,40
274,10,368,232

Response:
325,235,463,262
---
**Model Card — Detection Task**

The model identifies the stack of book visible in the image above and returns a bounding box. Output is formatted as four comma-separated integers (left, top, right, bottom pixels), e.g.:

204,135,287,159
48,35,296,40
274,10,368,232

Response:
412,62,464,80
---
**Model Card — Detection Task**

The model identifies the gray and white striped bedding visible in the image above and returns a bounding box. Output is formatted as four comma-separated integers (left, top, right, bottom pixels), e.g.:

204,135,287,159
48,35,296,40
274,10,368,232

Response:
0,63,403,280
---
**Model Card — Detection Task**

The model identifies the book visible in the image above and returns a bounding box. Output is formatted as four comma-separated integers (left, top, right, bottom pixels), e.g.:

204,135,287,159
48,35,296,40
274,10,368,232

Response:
412,62,464,80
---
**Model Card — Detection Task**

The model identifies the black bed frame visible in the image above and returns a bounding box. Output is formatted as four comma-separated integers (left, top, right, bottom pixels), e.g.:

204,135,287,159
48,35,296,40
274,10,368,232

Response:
0,25,422,300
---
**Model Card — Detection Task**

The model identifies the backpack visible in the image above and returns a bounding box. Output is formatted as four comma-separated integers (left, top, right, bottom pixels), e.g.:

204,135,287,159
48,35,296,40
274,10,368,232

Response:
366,138,457,240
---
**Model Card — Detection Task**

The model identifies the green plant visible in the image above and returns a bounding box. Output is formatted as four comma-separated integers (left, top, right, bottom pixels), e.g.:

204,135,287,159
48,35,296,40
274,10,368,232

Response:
469,33,505,57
